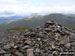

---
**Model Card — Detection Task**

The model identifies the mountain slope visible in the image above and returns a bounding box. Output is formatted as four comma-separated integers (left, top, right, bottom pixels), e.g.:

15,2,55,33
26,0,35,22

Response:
0,13,75,30
0,15,28,24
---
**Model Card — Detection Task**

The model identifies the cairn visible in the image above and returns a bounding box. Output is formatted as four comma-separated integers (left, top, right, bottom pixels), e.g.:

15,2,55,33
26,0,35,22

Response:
0,21,75,56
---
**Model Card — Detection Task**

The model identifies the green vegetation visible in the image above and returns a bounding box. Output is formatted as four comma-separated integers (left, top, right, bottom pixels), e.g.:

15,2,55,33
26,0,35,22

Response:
67,26,75,29
10,27,31,32
0,13,75,30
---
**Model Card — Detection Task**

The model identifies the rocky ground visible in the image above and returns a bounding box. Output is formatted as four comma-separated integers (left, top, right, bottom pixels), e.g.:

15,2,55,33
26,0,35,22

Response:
0,21,75,56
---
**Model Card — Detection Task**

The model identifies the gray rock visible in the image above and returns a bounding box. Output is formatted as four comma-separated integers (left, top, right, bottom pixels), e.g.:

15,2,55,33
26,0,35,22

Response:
64,43,71,48
48,54,53,56
36,33,45,38
0,49,6,54
25,40,31,45
22,45,30,49
34,48,40,53
27,48,34,56
3,44,11,49
4,54,11,56
15,51,23,56
37,38,41,41
13,45,18,49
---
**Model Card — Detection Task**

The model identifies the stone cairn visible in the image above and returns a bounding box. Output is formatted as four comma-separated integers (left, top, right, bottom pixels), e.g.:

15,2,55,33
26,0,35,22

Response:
0,21,75,56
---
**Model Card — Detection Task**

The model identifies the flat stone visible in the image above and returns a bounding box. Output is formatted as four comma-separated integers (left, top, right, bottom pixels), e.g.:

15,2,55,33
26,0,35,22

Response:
15,51,23,56
27,48,34,56
14,45,18,49
3,44,11,49
22,45,30,49
36,33,45,38
65,43,71,48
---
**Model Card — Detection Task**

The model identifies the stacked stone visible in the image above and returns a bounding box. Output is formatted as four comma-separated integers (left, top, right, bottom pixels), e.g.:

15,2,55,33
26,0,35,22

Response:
0,21,75,56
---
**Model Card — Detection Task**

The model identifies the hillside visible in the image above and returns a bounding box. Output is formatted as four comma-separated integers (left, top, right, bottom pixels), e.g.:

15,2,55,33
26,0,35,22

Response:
0,15,28,24
0,13,75,30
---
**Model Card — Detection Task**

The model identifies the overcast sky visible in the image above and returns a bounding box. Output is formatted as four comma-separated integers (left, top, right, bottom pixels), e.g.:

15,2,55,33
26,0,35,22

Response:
0,0,75,17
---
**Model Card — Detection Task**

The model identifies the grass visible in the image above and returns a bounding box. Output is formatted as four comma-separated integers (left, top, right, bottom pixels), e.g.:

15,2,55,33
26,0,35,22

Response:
9,26,75,32
10,27,31,32
67,26,75,30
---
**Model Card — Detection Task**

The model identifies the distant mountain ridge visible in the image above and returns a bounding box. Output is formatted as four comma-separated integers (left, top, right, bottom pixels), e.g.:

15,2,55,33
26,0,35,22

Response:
0,13,75,30
0,15,28,24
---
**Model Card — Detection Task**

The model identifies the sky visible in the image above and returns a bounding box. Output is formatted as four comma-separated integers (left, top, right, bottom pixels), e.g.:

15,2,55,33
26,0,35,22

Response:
0,0,75,17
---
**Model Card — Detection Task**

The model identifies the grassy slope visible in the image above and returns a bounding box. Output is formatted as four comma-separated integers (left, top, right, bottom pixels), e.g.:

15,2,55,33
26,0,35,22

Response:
68,26,75,30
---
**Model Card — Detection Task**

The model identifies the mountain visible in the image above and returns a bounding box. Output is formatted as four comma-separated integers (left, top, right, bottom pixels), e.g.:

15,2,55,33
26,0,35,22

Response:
0,15,28,24
0,13,75,30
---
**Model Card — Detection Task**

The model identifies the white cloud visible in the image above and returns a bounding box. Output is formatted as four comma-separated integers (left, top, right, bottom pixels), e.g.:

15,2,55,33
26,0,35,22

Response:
0,0,75,17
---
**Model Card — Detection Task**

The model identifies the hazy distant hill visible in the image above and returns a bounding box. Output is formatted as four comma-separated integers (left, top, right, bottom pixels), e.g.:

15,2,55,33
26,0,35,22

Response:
0,15,28,24
0,13,75,30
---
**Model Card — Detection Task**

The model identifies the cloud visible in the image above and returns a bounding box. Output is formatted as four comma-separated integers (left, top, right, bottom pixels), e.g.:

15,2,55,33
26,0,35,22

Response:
0,0,75,17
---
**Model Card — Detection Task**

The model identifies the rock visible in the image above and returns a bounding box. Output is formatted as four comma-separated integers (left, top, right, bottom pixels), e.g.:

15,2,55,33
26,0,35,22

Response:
60,40,65,45
22,45,30,49
48,54,53,56
34,48,40,53
37,38,41,41
64,43,71,48
53,51,58,55
71,42,75,46
25,40,31,45
4,54,11,56
15,51,23,56
30,32,36,37
27,48,34,56
3,44,11,49
51,44,56,50
36,33,45,38
14,45,18,49
44,28,52,32
10,42,15,47
45,21,55,26
0,49,6,54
